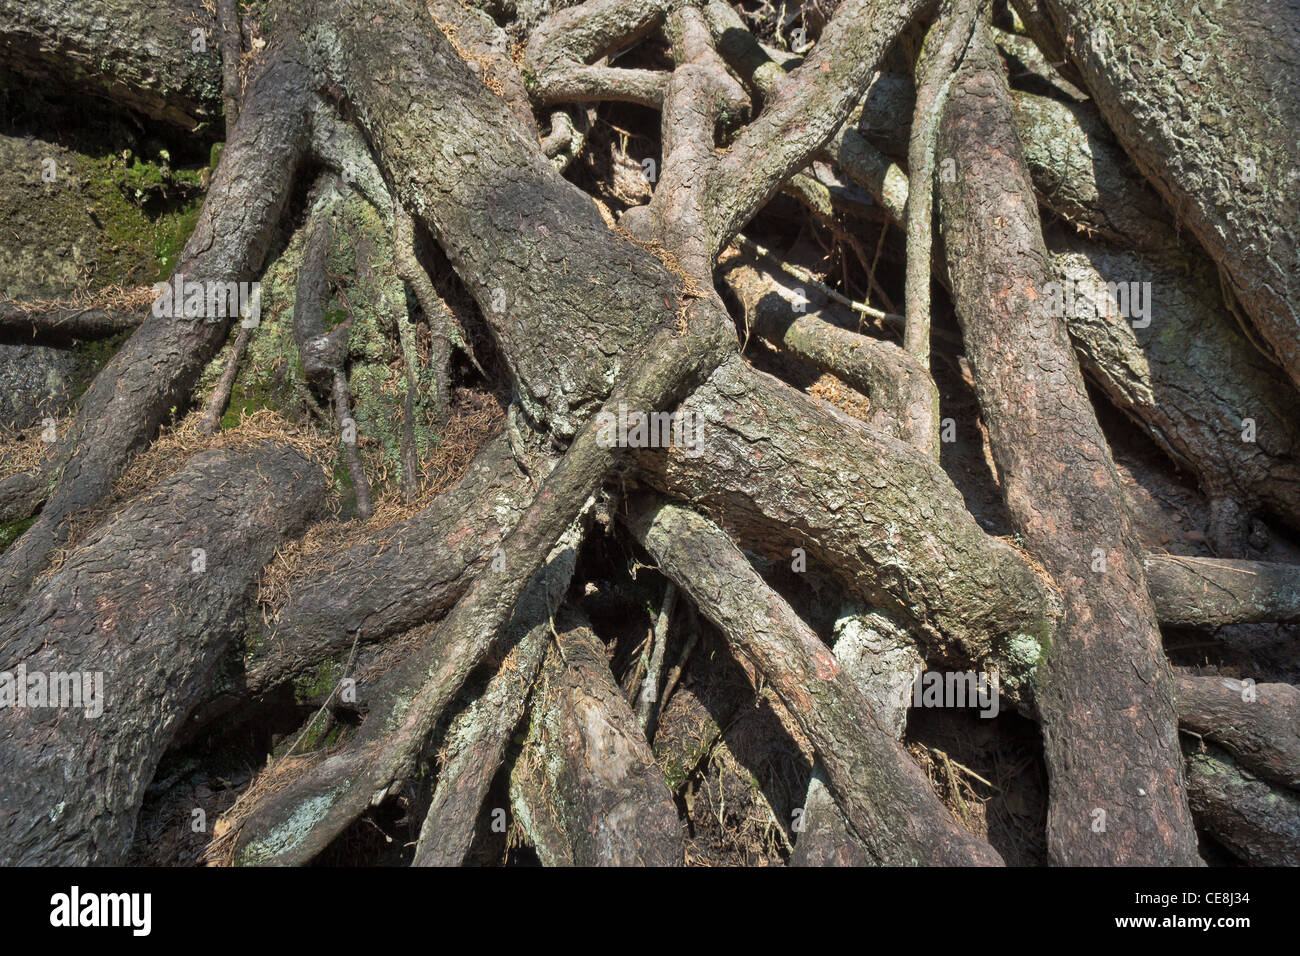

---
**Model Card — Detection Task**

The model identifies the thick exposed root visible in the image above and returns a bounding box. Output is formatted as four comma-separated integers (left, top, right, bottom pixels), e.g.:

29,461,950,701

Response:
627,496,1003,865
0,438,325,864
227,509,592,866
0,0,222,128
244,434,531,700
1012,91,1170,250
1043,0,1300,392
636,354,1059,703
1050,240,1300,547
1174,673,1300,790
412,625,551,866
1146,556,1300,628
0,301,143,346
524,0,672,108
3,0,1297,872
1185,745,1300,866
0,31,312,609
509,618,683,865
937,19,1198,864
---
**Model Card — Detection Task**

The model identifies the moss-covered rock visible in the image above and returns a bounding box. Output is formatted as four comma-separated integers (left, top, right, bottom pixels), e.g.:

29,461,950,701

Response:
0,132,206,298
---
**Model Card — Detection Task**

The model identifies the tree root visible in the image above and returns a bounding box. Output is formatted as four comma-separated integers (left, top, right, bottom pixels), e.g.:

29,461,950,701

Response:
524,0,673,109
937,19,1198,864
509,617,683,865
636,581,677,737
0,439,326,864
1185,744,1300,866
720,249,934,447
0,301,143,347
230,288,733,863
197,322,253,437
239,434,533,704
626,495,1003,865
636,354,1060,704
1174,672,1300,791
411,625,550,866
1146,556,1300,628
1042,0,1300,392
900,0,976,456
228,504,593,866
0,29,312,610
1050,239,1300,548
411,513,581,866
291,180,372,519
0,0,222,128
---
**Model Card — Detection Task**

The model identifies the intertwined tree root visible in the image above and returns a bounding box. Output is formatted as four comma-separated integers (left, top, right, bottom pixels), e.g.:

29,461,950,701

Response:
1,0,1297,867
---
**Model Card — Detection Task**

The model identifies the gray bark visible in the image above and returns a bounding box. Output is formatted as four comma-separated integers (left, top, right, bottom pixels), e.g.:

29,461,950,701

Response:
509,621,683,866
1185,745,1300,866
0,30,312,609
627,497,1002,865
1043,0,1300,392
0,441,324,865
0,0,223,128
937,19,1199,865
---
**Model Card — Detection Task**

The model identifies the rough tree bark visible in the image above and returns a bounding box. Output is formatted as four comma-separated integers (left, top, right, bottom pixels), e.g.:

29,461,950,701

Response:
936,19,1199,865
0,0,222,129
509,619,684,866
1,0,1296,872
0,441,325,864
626,496,1003,865
0,29,312,610
1042,0,1300,391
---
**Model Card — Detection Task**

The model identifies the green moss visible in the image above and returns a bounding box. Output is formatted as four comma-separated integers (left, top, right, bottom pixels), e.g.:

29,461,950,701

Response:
292,660,342,704
290,710,346,754
76,329,134,370
193,184,445,509
0,516,36,555
661,755,691,792
76,148,207,285
657,717,720,792
219,372,280,429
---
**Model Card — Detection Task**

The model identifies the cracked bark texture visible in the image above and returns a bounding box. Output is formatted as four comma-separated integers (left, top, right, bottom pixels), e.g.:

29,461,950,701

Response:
1043,0,1300,392
937,20,1199,865
509,621,683,866
0,441,325,865
636,355,1058,706
0,0,223,129
0,32,312,609
311,0,684,439
1173,673,1300,791
1051,239,1300,539
1185,745,1300,867
1011,91,1171,250
628,497,1002,865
